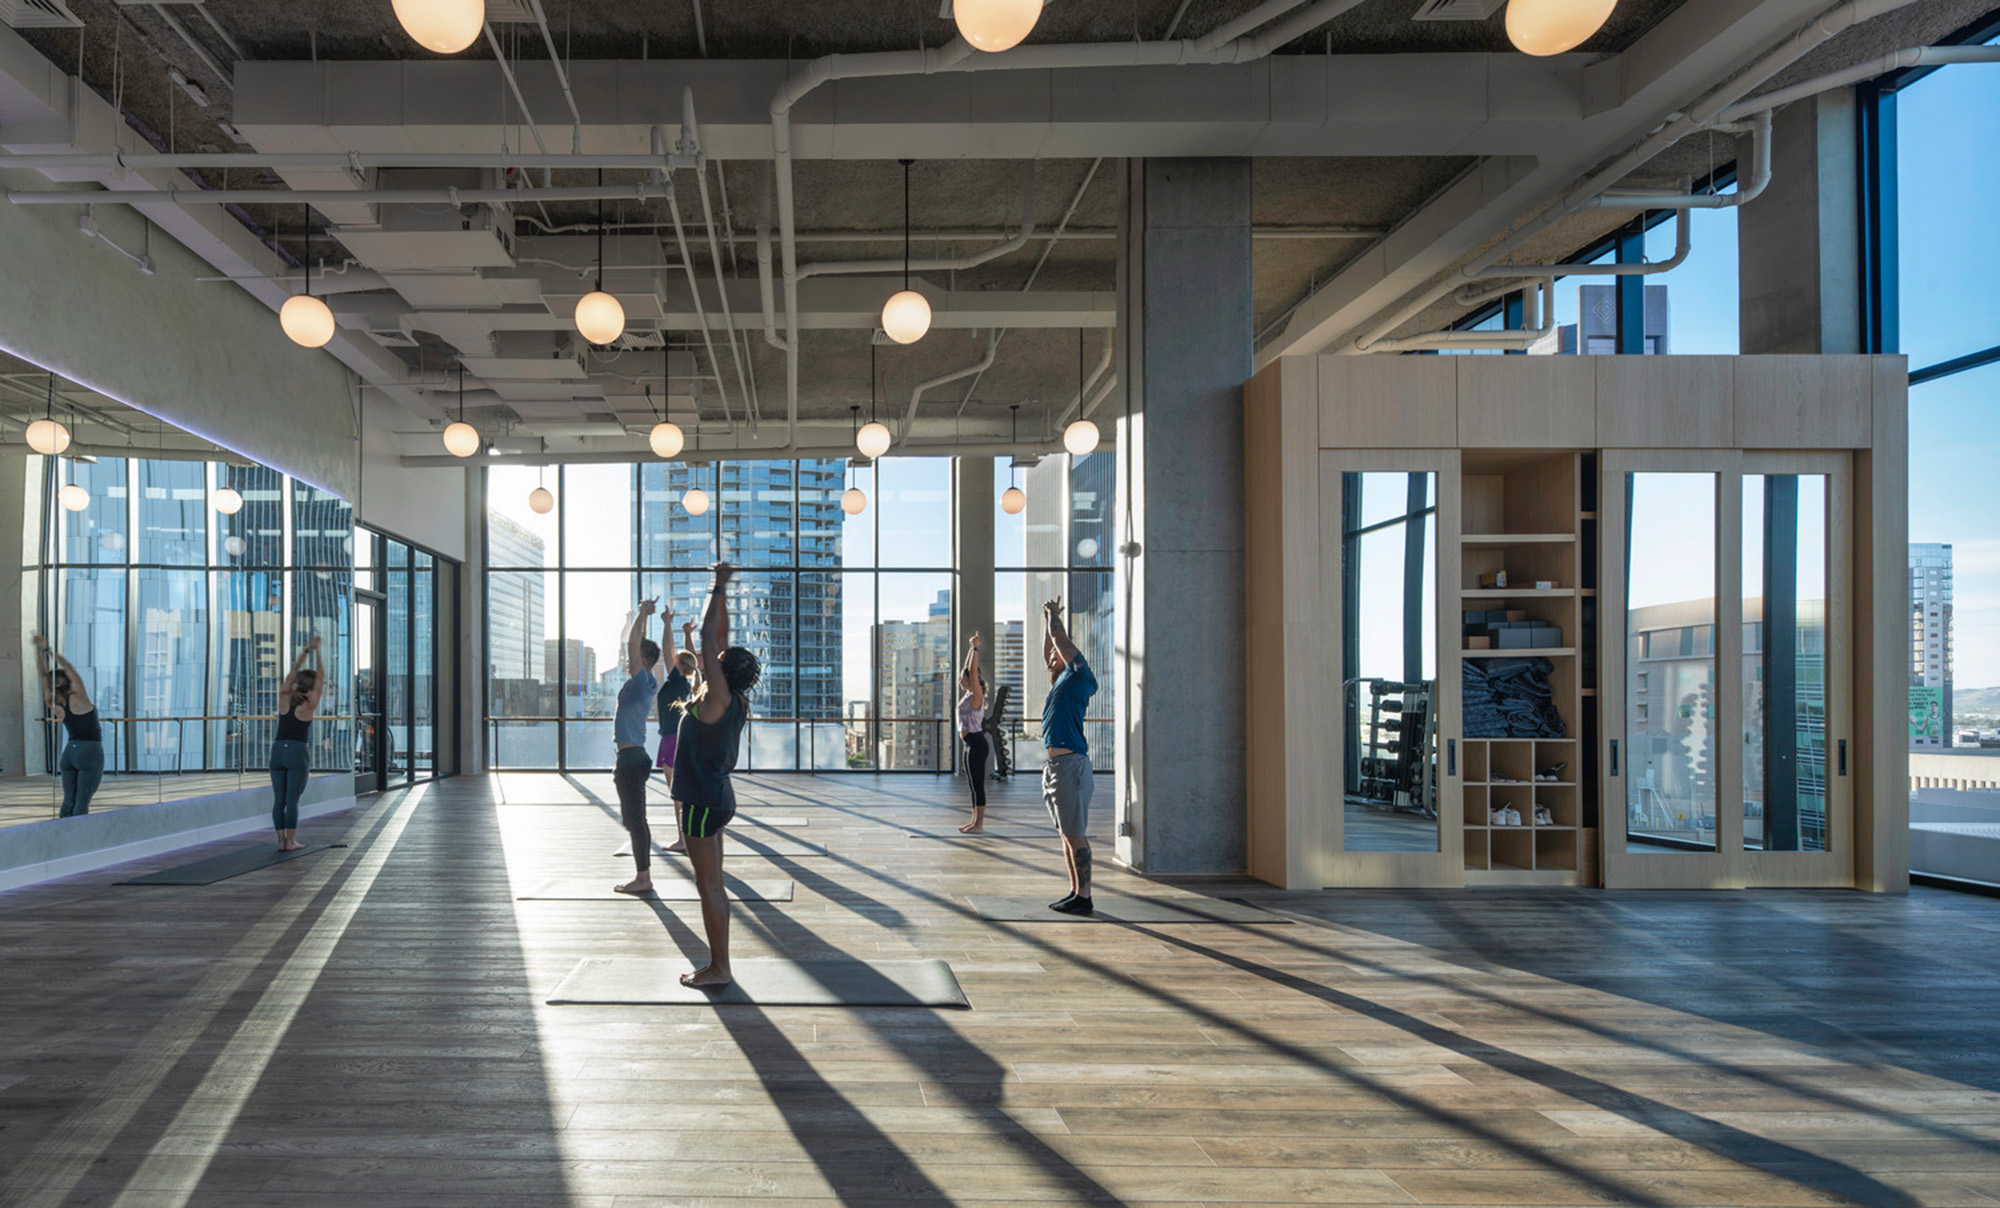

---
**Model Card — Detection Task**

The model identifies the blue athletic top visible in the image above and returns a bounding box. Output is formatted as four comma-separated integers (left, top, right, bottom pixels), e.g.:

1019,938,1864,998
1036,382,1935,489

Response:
1041,653,1097,754
614,667,658,747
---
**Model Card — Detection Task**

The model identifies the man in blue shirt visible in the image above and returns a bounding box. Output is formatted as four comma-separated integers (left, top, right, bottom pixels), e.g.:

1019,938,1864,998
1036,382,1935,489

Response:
1040,597,1098,914
613,598,666,896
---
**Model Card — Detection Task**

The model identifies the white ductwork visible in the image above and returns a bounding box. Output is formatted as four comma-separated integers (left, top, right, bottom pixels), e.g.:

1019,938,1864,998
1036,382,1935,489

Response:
1056,336,1116,427
1366,278,1554,353
10,183,668,206
1458,206,1692,304
903,330,1000,437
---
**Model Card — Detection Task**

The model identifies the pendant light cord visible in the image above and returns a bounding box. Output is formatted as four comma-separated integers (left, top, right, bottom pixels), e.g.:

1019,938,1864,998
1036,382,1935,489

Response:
870,341,878,424
458,367,465,425
303,204,312,299
900,159,913,292
1009,403,1020,489
596,169,606,293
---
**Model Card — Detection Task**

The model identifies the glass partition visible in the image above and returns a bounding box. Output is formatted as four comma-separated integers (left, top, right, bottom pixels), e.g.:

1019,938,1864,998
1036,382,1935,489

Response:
1744,474,1830,853
1624,472,1719,853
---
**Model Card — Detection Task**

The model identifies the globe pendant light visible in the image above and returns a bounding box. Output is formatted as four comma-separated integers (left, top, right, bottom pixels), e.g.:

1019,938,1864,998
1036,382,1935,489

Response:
392,0,484,55
575,176,626,345
213,485,244,515
281,206,336,348
1062,330,1099,456
682,412,709,515
955,0,1043,53
528,437,555,514
842,406,869,515
224,534,246,557
1000,404,1026,514
27,374,70,455
58,481,89,512
442,368,480,457
881,160,932,345
1505,0,1616,56
647,365,683,458
856,342,893,459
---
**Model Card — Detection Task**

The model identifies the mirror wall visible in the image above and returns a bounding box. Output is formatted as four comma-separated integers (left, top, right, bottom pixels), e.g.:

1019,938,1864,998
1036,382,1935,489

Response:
1339,471,1441,853
1,356,354,829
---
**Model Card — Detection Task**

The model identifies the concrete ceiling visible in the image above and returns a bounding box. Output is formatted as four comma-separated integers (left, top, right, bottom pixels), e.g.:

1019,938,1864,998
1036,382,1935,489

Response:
6,0,1995,458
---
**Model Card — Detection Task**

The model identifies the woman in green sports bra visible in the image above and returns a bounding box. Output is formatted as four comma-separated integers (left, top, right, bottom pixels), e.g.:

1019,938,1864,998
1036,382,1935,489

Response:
672,562,761,990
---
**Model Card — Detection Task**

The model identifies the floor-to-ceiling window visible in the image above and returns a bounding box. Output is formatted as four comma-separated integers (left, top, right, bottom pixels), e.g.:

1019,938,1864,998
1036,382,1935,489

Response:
354,527,455,788
485,454,1117,774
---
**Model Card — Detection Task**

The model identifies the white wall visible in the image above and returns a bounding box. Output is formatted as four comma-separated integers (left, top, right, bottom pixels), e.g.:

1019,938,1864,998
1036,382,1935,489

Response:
357,397,468,562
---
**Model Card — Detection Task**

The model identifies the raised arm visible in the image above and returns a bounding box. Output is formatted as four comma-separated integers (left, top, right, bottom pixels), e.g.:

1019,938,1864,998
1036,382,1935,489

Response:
657,600,676,675
697,563,735,723
1044,599,1080,667
960,634,984,706
303,636,327,709
681,619,698,664
31,634,57,711
624,598,658,676
281,640,313,696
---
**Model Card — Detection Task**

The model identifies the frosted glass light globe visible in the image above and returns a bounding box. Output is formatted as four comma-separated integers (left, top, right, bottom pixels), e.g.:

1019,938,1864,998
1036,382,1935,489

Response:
575,290,626,345
649,421,685,459
100,532,126,553
58,483,90,511
955,0,1043,52
224,535,246,557
880,289,932,344
1000,486,1026,515
26,418,71,456
1076,537,1100,560
841,487,868,516
213,486,244,515
528,486,555,515
856,421,892,460
1062,419,1100,457
442,421,481,458
682,486,711,516
1505,0,1616,56
392,0,484,54
280,294,336,348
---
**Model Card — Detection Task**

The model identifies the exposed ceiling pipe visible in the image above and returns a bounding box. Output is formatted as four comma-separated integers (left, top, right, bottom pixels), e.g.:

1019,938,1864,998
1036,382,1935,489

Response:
1056,336,1115,427
1334,0,1923,355
682,89,756,432
1365,278,1555,353
398,435,1080,468
150,3,230,86
755,164,788,355
524,0,586,154
903,331,1000,438
795,161,1037,281
483,22,555,176
1719,42,2000,123
0,153,687,171
1078,371,1118,421
0,441,252,465
9,184,667,206
659,127,736,434
1458,206,1691,302
767,0,1368,450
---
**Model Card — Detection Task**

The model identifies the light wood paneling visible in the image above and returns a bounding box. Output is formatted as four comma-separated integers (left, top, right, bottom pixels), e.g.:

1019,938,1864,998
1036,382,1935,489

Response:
1857,356,1911,892
1457,357,1597,448
1319,355,1457,448
1734,356,1873,448
1596,356,1734,448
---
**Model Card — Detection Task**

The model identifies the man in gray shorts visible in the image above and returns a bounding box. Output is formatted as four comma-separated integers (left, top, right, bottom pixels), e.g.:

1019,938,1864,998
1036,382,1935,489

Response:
1039,598,1098,914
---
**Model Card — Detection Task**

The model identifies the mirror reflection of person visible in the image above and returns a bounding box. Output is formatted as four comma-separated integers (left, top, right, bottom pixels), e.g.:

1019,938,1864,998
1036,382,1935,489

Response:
671,563,761,989
273,636,324,851
957,632,989,834
34,634,102,818
612,599,667,896
1040,599,1098,914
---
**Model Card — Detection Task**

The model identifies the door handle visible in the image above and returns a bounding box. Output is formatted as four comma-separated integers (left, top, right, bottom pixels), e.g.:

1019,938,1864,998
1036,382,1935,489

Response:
1838,739,1847,777
1609,739,1619,777
1447,739,1456,777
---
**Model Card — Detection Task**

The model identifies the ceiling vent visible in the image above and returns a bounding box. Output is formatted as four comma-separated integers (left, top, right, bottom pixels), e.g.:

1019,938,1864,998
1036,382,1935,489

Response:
1411,0,1505,20
0,0,84,29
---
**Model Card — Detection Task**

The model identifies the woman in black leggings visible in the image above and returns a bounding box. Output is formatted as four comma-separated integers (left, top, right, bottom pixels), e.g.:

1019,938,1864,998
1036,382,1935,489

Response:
957,633,989,833
272,636,324,850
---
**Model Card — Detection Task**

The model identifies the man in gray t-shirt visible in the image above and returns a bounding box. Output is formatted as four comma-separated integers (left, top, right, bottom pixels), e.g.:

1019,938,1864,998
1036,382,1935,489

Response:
613,599,667,895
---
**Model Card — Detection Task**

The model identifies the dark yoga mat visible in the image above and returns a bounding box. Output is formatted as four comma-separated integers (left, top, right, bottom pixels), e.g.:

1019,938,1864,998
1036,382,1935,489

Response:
518,878,793,902
547,957,969,1007
904,827,1104,840
116,843,347,886
966,894,1290,925
614,837,825,859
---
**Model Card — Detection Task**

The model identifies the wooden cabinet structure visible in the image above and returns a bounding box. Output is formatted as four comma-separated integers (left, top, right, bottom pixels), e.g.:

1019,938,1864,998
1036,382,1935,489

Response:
1244,355,1908,892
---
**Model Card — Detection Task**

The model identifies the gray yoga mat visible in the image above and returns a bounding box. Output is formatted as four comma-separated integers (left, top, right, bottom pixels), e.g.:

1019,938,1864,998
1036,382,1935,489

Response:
615,837,826,859
904,827,1103,840
518,878,793,902
966,894,1290,925
116,843,348,886
547,957,969,1007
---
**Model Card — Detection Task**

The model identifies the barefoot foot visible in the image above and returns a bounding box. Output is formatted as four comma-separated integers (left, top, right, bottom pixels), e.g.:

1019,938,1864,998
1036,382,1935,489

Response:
613,880,654,896
680,964,732,988
958,820,985,834
661,839,688,855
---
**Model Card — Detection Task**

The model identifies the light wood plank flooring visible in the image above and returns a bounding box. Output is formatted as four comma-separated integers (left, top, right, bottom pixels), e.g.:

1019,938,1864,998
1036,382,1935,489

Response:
2,772,1999,1206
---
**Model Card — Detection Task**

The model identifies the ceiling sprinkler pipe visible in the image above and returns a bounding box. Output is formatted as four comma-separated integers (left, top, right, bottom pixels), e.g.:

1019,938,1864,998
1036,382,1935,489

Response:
684,88,756,432
664,176,736,434
10,184,665,206
1364,278,1555,353
1461,206,1691,300
904,331,1000,436
525,0,586,155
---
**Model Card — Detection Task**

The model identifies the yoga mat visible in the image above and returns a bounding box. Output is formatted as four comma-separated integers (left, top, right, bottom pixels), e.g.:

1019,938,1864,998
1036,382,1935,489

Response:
614,837,825,859
904,827,1105,840
517,878,793,902
966,894,1291,925
116,843,347,886
547,957,969,1007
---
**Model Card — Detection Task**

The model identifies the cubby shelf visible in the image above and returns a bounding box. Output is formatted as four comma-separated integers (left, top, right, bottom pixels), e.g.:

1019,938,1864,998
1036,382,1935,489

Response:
1460,588,1573,599
1462,647,1575,658
1463,532,1574,545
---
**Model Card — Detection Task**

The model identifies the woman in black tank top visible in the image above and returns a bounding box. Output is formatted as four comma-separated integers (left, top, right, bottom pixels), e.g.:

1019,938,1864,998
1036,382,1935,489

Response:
33,634,103,818
674,563,762,991
271,636,325,850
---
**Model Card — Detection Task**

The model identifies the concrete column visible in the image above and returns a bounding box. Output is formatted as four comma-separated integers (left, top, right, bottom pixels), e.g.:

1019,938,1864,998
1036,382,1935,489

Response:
1739,92,1862,354
2,455,47,778
954,457,996,685
461,465,487,774
1114,158,1253,875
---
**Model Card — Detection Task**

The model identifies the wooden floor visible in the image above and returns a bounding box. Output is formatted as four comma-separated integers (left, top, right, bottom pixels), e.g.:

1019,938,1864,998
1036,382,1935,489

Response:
3,772,1999,1207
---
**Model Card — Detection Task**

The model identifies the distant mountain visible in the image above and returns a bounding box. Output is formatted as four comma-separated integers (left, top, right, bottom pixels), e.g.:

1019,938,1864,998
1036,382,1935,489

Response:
1956,687,2000,715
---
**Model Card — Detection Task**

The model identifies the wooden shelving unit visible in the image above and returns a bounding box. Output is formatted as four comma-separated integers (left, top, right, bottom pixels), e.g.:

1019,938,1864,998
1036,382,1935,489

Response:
1459,451,1586,885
